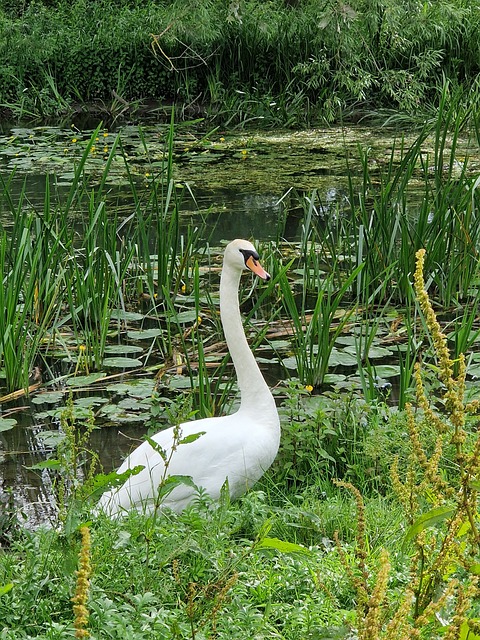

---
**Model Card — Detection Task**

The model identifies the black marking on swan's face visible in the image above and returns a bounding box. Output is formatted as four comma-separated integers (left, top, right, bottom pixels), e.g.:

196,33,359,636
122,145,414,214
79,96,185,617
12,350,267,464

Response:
239,248,260,265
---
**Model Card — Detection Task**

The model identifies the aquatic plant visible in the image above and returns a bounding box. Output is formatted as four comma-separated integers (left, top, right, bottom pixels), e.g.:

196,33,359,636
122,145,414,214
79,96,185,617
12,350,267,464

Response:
0,184,65,391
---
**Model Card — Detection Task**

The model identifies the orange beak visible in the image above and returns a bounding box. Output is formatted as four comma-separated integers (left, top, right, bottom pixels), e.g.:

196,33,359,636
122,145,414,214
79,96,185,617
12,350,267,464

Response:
246,255,271,280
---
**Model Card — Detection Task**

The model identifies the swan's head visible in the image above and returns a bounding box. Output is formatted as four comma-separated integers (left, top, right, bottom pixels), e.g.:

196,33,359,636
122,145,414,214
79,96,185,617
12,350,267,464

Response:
224,239,271,280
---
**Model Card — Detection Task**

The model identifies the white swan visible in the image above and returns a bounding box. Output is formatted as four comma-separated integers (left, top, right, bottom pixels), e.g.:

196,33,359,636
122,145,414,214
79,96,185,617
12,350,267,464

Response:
97,239,280,516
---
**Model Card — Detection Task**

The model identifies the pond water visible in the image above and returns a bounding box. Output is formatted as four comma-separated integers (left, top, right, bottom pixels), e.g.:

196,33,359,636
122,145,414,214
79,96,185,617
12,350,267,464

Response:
1,120,478,526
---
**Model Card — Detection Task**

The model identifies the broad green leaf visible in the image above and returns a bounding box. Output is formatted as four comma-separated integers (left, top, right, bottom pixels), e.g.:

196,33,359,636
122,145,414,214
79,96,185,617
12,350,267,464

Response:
67,373,107,387
74,396,108,408
0,583,13,596
38,430,67,447
179,431,206,445
0,418,17,432
127,329,162,340
25,459,61,470
257,537,310,555
31,391,64,405
104,344,143,355
103,357,143,368
157,474,198,501
89,465,145,499
404,505,455,546
328,349,357,367
373,365,401,379
110,310,144,321
460,620,480,640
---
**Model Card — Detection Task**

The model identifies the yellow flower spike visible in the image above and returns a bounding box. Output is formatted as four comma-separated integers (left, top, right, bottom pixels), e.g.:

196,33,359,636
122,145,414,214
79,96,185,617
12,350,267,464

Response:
305,385,313,393
219,137,225,142
103,132,108,137
181,284,186,293
197,316,202,324
103,146,108,153
72,525,92,639
72,138,77,143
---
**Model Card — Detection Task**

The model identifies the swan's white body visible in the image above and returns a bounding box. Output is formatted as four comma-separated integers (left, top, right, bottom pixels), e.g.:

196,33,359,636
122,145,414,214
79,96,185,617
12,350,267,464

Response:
97,239,280,516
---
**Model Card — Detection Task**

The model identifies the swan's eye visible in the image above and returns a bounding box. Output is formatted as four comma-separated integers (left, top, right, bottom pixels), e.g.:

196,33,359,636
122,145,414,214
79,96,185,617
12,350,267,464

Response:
239,248,260,265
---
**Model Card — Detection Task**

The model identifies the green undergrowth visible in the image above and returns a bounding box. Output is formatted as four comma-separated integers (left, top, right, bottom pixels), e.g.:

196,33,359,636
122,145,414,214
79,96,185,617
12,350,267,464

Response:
1,0,480,126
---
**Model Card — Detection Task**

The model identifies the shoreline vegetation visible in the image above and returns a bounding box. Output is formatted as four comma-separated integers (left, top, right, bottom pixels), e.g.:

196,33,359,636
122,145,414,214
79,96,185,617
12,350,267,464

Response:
1,0,480,127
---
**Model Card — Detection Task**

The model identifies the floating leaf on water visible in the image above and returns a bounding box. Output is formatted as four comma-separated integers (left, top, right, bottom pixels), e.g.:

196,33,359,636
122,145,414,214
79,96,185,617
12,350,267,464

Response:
118,397,151,411
467,363,480,378
343,345,393,359
0,418,17,432
167,376,194,389
328,349,357,367
31,391,65,405
373,365,401,378
367,345,394,359
106,379,155,397
127,329,163,340
74,396,109,408
323,373,347,384
111,310,144,322
174,310,199,323
335,336,356,346
38,430,67,447
67,373,107,387
281,356,298,370
269,339,291,349
103,357,143,369
104,344,143,355
99,404,150,423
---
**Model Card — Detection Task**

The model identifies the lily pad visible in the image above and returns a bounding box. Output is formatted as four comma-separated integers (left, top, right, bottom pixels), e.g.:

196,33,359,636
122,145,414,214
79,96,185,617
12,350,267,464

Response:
106,380,155,397
344,345,393,359
37,430,67,447
99,404,150,423
328,349,358,367
373,365,401,379
67,373,107,387
103,357,143,368
0,418,17,432
127,328,163,340
323,373,347,384
104,344,144,355
281,356,298,370
111,310,144,322
31,391,65,405
174,310,199,323
74,396,109,408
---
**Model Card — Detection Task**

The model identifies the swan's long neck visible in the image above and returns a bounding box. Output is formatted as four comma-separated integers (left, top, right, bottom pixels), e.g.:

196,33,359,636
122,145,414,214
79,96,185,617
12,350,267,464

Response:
220,263,275,416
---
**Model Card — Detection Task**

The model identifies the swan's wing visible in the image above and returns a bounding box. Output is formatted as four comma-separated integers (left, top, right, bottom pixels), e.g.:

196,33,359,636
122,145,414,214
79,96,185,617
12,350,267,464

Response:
97,419,212,516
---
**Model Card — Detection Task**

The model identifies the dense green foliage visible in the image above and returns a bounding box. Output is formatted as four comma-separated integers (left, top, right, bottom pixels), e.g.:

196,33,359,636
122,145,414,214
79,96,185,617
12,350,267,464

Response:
1,0,480,124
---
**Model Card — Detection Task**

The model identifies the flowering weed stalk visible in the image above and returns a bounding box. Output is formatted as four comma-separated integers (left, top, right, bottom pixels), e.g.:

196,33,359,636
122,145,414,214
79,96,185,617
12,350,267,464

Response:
72,526,92,639
334,249,480,637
